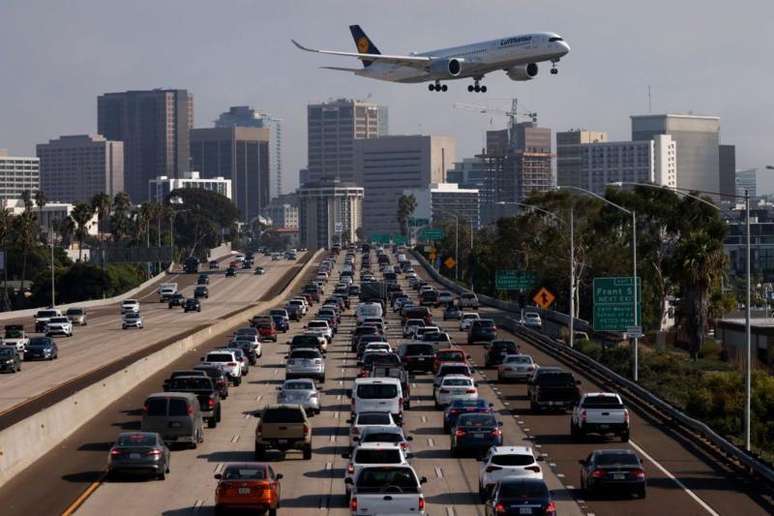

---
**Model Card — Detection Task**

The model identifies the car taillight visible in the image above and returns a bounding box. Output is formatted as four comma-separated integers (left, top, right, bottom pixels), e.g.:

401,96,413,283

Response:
491,428,502,437
257,423,262,434
208,398,215,409
449,409,460,414
146,448,162,457
187,404,193,416
455,429,466,437
303,423,310,435
350,497,358,511
545,501,557,515
485,465,502,473
110,449,121,456
495,502,506,514
347,463,354,474
418,497,425,511
228,362,237,367
352,427,360,435
400,441,408,449
591,469,606,479
527,366,534,371
632,468,646,479
624,408,630,424
143,404,149,414
465,389,477,394
525,465,541,473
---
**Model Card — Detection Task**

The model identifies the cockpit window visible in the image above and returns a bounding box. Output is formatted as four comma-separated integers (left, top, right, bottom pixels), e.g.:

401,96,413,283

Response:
549,37,564,42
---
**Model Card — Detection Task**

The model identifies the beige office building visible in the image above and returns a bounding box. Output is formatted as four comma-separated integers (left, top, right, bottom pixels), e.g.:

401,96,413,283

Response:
0,150,39,200
298,180,363,249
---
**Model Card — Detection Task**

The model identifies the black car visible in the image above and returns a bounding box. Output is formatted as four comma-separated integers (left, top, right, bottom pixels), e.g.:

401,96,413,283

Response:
398,343,436,372
184,298,202,313
194,286,209,299
193,364,230,399
225,267,237,277
528,368,581,412
580,449,647,498
0,346,21,373
254,266,265,275
108,432,170,480
24,337,58,360
443,399,495,433
468,319,498,345
450,412,503,457
167,293,185,308
485,340,520,367
197,274,209,285
485,478,556,515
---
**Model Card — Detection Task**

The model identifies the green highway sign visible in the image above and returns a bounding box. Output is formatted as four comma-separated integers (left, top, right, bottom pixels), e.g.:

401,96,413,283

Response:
495,270,536,291
593,276,642,332
419,228,445,241
392,234,408,245
371,234,391,244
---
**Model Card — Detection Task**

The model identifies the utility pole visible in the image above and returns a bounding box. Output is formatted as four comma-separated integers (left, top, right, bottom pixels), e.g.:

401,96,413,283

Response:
569,207,575,348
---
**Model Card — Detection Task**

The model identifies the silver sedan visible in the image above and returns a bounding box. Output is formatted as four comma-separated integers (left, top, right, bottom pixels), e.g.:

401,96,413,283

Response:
276,379,321,415
497,354,537,383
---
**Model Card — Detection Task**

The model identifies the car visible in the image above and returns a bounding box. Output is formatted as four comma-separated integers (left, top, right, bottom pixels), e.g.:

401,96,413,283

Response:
286,348,325,381
0,346,21,373
347,465,427,515
351,377,404,426
192,364,230,400
571,392,630,441
65,307,87,326
254,265,265,275
363,342,391,354
141,392,204,448
498,354,537,383
23,337,58,360
438,291,455,305
305,319,333,343
2,324,29,354
121,299,140,314
230,338,261,364
344,443,412,498
434,362,474,389
184,298,202,312
107,432,170,480
479,446,543,500
348,411,399,449
254,404,313,460
468,319,498,345
443,305,462,320
271,253,281,261
523,311,543,330
398,342,436,373
214,463,282,515
269,309,290,332
225,267,237,277
276,379,321,416
45,316,73,337
122,312,144,330
484,478,556,516
194,286,209,299
354,426,414,453
255,319,278,342
579,449,646,498
484,340,520,367
209,260,219,269
458,292,479,309
459,312,480,331
167,293,185,308
219,347,251,376
443,398,495,433
435,375,478,408
164,375,222,428
528,368,581,412
34,308,62,333
197,273,210,285
202,350,243,385
433,348,468,374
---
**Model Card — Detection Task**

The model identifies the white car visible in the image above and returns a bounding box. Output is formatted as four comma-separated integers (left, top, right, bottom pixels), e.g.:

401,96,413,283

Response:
45,317,73,337
497,354,537,383
202,350,243,385
122,312,144,330
403,319,424,338
348,465,427,515
434,375,478,407
363,342,392,354
478,446,543,499
120,299,140,314
459,313,480,331
459,292,479,309
348,411,399,449
523,312,543,329
232,336,263,358
345,442,411,497
438,291,454,305
306,320,333,343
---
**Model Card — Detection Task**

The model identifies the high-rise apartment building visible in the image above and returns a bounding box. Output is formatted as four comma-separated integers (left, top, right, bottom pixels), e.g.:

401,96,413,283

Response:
631,114,720,194
354,135,455,237
97,89,193,202
403,183,480,230
306,98,388,185
190,127,270,222
719,144,737,198
297,180,363,249
36,135,124,203
501,122,554,201
556,130,677,195
736,169,757,199
215,106,283,199
0,150,39,200
148,171,232,202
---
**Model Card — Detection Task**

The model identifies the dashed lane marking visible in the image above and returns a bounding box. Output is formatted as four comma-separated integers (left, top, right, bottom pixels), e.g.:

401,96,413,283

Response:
230,433,240,443
434,466,444,479
427,438,435,447
192,499,204,513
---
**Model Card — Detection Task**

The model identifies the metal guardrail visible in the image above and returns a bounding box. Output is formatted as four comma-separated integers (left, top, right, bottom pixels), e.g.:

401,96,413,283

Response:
411,249,774,486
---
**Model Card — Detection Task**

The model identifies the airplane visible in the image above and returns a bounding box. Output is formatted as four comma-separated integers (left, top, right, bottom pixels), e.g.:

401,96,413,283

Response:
292,25,571,93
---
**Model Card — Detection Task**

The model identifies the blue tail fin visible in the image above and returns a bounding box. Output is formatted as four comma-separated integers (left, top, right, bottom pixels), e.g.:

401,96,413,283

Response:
349,25,381,67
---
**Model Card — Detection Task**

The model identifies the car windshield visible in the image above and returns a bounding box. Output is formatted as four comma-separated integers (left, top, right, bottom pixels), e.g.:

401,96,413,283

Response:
4,329,23,338
443,378,473,387
405,344,434,355
357,413,392,425
0,348,16,357
223,467,266,480
308,321,327,328
116,433,156,447
362,432,402,444
37,310,58,318
169,399,189,416
49,317,69,323
292,336,320,347
582,395,624,409
125,313,139,320
284,381,314,391
262,407,305,423
206,353,233,363
476,320,495,328
270,310,286,317
505,355,532,364
539,373,576,386
27,339,51,349
491,454,535,466
354,449,402,464
451,399,486,409
463,314,478,320
492,342,518,352
291,350,320,359
458,412,497,426
168,377,212,390
356,467,419,493
437,351,464,361
594,452,640,466
439,366,470,376
357,384,398,399
66,309,83,315
499,480,549,499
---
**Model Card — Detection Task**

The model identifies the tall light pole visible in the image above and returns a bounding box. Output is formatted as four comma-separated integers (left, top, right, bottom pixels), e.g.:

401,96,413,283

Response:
49,226,55,307
559,186,638,378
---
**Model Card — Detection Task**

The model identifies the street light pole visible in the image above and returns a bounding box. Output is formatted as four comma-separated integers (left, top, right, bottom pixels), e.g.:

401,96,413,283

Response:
50,230,55,307
745,189,751,451
569,208,575,349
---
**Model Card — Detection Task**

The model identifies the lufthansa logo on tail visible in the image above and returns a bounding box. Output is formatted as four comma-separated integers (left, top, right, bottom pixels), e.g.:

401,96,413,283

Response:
357,36,370,53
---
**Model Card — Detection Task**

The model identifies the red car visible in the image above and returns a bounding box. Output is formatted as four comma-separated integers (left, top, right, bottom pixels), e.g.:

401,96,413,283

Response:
257,321,277,342
433,348,468,374
215,462,282,515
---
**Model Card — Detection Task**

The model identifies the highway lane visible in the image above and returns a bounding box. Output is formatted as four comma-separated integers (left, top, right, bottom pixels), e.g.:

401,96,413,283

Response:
414,266,773,516
72,252,584,516
0,254,299,417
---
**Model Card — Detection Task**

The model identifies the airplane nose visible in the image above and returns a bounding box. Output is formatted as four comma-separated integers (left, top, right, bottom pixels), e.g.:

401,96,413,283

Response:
560,41,571,55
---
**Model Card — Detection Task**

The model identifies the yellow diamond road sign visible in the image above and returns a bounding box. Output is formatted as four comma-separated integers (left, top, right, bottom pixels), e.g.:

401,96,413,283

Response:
533,287,556,310
444,257,457,270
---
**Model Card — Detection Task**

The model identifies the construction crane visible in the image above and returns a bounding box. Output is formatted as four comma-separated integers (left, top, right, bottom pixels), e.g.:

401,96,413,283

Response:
453,98,538,129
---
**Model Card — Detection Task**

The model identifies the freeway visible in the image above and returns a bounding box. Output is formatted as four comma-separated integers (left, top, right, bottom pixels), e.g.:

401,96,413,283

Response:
0,254,299,421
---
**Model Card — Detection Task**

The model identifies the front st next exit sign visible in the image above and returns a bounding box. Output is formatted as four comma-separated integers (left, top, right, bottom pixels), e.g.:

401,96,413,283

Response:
593,276,641,332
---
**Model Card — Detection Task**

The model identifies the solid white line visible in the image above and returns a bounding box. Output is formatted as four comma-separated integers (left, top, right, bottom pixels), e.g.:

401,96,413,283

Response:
629,440,720,516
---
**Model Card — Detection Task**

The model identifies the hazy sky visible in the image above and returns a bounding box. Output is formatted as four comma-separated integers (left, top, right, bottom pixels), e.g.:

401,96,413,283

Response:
1,0,773,194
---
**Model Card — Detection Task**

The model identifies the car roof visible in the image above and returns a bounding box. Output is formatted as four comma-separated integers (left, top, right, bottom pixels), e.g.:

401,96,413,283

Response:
354,377,401,385
593,448,636,455
584,392,620,397
441,374,473,381
354,442,403,451
438,362,469,369
490,446,535,455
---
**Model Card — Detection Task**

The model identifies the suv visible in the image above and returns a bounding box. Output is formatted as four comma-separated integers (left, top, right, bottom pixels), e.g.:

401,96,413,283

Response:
0,346,21,373
167,293,185,309
458,292,479,309
194,286,209,299
528,368,581,412
478,446,543,500
348,465,427,516
398,343,436,373
256,320,278,342
184,298,202,312
2,325,29,354
121,299,140,314
287,348,325,381
202,350,243,386
163,375,222,428
65,307,87,326
45,316,73,337
254,404,312,459
344,443,411,497
34,309,62,333
468,319,497,345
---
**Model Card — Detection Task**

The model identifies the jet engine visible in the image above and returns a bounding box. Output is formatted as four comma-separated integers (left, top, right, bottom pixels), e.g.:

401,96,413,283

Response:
430,58,464,78
505,63,539,81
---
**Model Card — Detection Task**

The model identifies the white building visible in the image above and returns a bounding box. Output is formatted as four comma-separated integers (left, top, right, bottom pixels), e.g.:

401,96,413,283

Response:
148,171,232,202
403,183,480,230
297,180,363,249
0,150,39,200
1,199,98,237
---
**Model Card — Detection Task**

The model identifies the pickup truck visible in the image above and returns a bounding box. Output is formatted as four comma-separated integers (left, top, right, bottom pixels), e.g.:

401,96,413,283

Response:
254,404,312,459
164,375,222,428
158,282,178,302
571,392,630,441
34,309,62,333
527,368,581,412
370,366,412,409
2,325,30,354
347,465,427,515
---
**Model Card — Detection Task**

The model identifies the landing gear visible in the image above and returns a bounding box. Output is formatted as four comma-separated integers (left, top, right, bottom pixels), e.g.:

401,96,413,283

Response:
550,60,559,75
467,78,487,93
428,81,448,92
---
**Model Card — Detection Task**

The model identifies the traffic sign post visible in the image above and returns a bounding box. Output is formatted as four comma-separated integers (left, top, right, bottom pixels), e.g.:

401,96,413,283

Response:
444,256,457,270
495,270,536,291
533,287,556,310
593,276,641,332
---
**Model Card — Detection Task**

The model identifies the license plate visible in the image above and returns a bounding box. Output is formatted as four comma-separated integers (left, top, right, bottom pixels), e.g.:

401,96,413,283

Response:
169,421,182,428
613,473,625,480
599,424,609,429
417,358,426,361
238,488,251,495
473,432,485,438
129,453,141,460
519,509,532,515
277,439,288,445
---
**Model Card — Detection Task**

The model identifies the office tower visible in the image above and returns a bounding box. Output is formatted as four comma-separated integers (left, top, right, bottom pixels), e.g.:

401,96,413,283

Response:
148,171,232,202
0,150,39,200
736,169,757,199
36,135,123,203
297,179,363,249
263,193,299,229
403,182,480,230
215,106,283,199
500,122,554,202
97,89,193,202
306,98,388,185
719,144,737,198
631,114,720,193
190,127,270,222
556,130,677,195
354,135,455,237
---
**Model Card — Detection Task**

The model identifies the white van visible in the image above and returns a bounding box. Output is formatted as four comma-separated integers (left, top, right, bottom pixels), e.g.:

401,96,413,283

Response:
351,377,404,425
356,302,384,324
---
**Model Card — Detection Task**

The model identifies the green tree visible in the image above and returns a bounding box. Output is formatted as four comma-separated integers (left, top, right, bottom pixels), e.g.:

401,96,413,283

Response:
396,194,417,237
34,190,47,241
53,216,75,248
167,188,240,259
15,190,38,290
111,192,132,242
91,192,112,241
71,203,95,262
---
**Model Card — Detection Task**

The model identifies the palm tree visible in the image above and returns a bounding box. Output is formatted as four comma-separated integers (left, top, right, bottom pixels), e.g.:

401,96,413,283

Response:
71,203,94,262
111,192,132,242
17,190,37,289
91,193,112,241
0,208,12,310
54,216,75,248
35,190,47,242
396,194,417,236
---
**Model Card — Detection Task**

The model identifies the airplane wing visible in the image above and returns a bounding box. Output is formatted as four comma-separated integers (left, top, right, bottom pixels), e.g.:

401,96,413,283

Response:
292,39,431,70
320,66,363,72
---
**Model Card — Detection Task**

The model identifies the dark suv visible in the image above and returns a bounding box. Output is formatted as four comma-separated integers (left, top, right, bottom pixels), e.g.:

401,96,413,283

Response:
164,376,222,428
468,319,497,345
184,298,202,312
484,340,520,367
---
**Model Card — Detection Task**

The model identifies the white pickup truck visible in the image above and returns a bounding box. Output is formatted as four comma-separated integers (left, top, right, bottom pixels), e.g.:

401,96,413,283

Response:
347,465,427,515
158,282,178,302
570,392,630,442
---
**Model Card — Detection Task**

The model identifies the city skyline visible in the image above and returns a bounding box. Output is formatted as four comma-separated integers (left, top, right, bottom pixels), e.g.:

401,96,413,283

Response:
1,1,772,195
